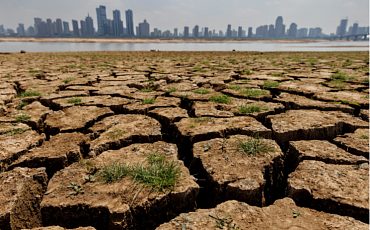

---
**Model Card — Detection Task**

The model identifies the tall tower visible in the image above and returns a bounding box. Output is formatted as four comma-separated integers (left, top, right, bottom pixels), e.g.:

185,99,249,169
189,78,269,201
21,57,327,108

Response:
80,20,87,36
63,21,70,35
275,16,284,37
85,14,94,36
227,24,232,37
72,20,79,36
248,27,253,37
193,25,199,37
337,19,348,36
56,19,64,35
238,26,242,37
96,5,107,35
113,10,123,36
184,26,189,38
352,23,358,35
126,10,134,36
46,19,54,36
204,27,209,37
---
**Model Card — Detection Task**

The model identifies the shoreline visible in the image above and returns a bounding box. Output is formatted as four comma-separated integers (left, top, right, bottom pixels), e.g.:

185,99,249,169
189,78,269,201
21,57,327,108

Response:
0,37,360,44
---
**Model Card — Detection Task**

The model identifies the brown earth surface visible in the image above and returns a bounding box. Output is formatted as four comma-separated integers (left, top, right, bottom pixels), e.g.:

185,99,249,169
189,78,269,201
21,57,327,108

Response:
0,51,368,229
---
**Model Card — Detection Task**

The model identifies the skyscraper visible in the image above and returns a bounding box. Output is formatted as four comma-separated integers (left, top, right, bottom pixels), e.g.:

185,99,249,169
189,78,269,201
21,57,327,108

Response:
0,25,4,33
138,20,150,37
238,26,242,37
80,20,87,36
113,10,123,36
288,23,297,37
204,27,209,37
174,28,178,37
72,20,79,36
96,5,107,36
56,19,63,35
297,28,308,38
248,27,253,38
184,26,189,38
17,23,25,36
275,16,284,37
63,21,70,35
268,24,275,37
193,25,199,37
46,19,54,36
126,10,134,36
85,14,94,36
351,23,358,35
337,19,348,36
227,24,232,37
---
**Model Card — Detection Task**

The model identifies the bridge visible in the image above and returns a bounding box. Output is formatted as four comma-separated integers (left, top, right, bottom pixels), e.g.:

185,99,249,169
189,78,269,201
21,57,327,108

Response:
326,34,369,41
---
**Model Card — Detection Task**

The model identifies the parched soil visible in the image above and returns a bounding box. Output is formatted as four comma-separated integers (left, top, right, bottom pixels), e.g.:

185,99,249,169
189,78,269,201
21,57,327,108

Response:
0,51,368,229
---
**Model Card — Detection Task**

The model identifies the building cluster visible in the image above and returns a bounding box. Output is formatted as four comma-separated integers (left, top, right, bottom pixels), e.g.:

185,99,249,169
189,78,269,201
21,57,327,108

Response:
0,6,368,39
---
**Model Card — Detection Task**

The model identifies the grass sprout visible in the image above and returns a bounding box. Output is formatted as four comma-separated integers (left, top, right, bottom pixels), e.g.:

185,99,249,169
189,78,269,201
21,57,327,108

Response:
235,104,267,114
231,134,275,157
209,94,232,104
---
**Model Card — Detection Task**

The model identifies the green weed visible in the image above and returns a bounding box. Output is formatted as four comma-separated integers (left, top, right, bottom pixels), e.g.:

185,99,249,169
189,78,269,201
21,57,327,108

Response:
107,129,127,139
261,81,279,89
16,113,31,123
141,97,156,104
231,135,274,157
235,104,267,114
62,78,76,83
240,89,267,97
67,97,82,104
209,94,232,104
140,88,153,92
18,91,42,98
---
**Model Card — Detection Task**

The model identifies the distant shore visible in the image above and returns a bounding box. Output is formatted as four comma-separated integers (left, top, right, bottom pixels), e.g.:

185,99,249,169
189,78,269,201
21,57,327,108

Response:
0,37,344,44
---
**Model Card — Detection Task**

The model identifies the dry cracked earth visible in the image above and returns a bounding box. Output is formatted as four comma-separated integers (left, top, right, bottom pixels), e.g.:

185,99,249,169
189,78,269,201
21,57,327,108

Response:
0,51,369,230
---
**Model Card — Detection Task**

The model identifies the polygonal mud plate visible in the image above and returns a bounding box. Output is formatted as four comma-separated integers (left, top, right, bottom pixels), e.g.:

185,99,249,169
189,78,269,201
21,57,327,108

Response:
314,91,369,109
156,198,368,230
333,129,369,159
44,106,114,136
0,124,45,171
41,142,199,230
221,88,272,101
359,109,369,122
0,167,48,230
278,81,331,96
88,114,162,157
287,160,369,223
50,96,136,113
191,135,283,207
40,91,89,108
266,110,369,147
123,96,181,115
286,140,368,174
9,132,88,177
147,107,189,134
273,93,354,114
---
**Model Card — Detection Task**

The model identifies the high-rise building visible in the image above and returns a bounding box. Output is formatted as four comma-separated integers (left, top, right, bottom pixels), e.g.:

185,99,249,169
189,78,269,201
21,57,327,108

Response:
248,27,253,37
226,24,232,37
351,23,358,35
275,16,284,37
26,26,35,36
0,25,4,33
17,23,25,36
268,24,275,37
238,26,242,37
80,20,87,36
288,23,297,37
56,19,63,35
204,27,209,37
63,21,70,35
72,20,79,36
337,19,348,36
184,26,189,38
193,25,199,37
34,18,42,34
96,5,107,35
174,28,178,37
297,28,308,38
46,19,54,36
113,10,123,36
138,19,150,37
85,14,94,36
126,10,134,36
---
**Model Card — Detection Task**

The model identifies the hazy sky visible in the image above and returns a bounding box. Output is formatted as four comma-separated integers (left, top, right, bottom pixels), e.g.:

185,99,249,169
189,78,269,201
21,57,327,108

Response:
0,0,369,34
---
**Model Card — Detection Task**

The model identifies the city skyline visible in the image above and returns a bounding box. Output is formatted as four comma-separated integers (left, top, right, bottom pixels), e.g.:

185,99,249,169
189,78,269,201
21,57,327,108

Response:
0,0,368,35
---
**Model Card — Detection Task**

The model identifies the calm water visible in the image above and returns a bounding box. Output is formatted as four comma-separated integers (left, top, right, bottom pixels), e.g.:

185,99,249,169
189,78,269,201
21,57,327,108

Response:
0,41,368,52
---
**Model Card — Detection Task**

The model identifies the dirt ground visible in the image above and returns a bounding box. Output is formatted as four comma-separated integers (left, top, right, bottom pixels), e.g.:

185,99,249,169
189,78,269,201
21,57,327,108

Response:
0,51,368,229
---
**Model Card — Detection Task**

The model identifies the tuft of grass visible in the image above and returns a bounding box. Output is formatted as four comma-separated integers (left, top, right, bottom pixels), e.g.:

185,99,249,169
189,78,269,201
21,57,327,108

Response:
330,72,347,81
192,117,215,123
140,88,153,92
165,87,177,93
62,78,76,83
271,73,284,77
235,104,267,115
16,113,31,123
261,81,279,89
1,128,29,136
16,101,29,109
18,91,42,98
3,74,14,78
209,94,232,104
231,134,275,157
240,89,267,97
242,69,253,75
29,69,39,73
193,88,210,94
67,97,82,104
361,134,369,139
107,129,127,139
229,84,242,90
98,162,131,183
141,97,156,104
